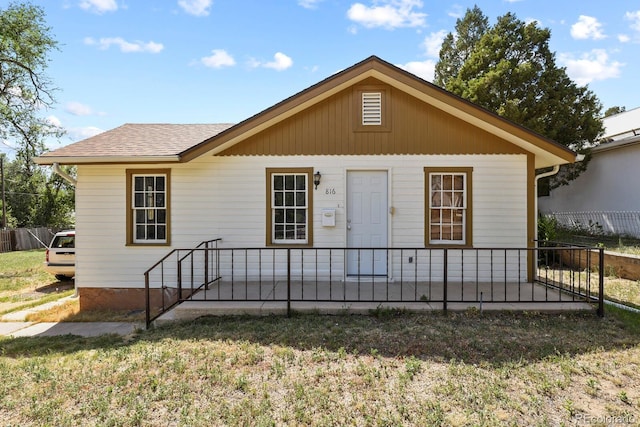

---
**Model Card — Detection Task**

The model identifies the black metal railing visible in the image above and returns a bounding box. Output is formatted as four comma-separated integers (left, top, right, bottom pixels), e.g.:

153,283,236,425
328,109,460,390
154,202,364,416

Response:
145,242,605,328
144,238,222,326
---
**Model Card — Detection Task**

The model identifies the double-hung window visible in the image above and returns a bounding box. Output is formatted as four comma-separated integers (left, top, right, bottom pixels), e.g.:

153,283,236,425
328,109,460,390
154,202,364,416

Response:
425,167,472,246
266,168,313,245
127,169,170,245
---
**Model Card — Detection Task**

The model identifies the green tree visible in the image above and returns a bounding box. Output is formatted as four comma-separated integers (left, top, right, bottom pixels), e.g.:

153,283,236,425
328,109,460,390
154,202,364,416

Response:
434,5,489,88
1,2,63,156
1,2,72,227
604,106,625,117
3,156,74,227
435,7,603,189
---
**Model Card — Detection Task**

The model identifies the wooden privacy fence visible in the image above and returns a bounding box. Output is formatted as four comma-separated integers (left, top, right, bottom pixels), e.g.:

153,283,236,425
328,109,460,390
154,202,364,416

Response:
0,227,56,253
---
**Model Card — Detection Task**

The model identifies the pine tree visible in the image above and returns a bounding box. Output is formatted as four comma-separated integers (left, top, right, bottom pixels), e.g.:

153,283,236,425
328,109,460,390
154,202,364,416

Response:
435,7,603,188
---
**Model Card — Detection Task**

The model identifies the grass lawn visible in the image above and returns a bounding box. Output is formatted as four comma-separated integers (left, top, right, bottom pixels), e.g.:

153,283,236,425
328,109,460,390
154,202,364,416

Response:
1,249,639,425
1,309,639,426
0,250,74,317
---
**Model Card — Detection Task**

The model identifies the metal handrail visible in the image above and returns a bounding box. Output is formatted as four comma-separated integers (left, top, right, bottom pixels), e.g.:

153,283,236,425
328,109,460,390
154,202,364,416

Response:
145,238,221,327
145,243,605,328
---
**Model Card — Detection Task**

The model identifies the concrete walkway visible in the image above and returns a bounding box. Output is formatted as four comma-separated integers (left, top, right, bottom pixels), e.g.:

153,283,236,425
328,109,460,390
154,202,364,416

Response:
2,295,76,322
0,322,144,337
0,296,142,338
0,321,141,337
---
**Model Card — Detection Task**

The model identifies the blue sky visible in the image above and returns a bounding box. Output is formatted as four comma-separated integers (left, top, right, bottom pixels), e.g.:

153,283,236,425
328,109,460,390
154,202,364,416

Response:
2,0,639,155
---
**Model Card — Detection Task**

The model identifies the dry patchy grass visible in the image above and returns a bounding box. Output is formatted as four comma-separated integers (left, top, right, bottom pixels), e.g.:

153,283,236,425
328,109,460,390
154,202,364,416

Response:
1,310,639,426
0,250,51,295
605,277,640,308
0,250,73,315
25,298,146,323
538,267,640,309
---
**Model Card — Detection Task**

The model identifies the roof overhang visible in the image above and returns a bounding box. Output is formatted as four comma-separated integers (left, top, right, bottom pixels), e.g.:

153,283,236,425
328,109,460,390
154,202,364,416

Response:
593,134,640,154
34,155,181,165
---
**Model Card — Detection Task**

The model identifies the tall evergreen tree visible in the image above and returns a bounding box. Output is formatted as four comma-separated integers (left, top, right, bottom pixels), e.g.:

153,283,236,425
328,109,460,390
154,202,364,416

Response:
603,106,625,118
435,7,603,188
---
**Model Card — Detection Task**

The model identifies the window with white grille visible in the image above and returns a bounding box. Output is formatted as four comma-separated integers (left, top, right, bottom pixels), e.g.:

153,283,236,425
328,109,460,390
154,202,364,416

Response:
362,92,382,125
271,173,308,244
132,174,167,243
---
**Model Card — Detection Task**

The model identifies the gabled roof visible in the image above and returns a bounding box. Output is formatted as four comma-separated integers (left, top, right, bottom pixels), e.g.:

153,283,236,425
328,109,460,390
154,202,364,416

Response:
36,56,576,168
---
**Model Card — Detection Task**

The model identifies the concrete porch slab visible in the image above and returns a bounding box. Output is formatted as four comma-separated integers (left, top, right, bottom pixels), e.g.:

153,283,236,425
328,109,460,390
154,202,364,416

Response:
153,297,594,325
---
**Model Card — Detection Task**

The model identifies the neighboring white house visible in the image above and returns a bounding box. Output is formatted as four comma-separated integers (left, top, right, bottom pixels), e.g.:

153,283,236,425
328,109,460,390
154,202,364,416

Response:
539,107,640,236
36,56,577,311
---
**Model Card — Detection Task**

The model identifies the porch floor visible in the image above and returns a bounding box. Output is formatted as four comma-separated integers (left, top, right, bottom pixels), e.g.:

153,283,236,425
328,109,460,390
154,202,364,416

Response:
154,279,595,325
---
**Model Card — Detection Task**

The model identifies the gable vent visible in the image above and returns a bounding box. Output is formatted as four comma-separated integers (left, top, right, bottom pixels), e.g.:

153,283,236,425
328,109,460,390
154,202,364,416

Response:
362,92,382,125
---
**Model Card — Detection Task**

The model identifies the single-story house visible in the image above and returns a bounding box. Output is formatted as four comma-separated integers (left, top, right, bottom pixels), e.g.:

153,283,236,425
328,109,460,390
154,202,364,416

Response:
36,56,580,313
539,107,640,236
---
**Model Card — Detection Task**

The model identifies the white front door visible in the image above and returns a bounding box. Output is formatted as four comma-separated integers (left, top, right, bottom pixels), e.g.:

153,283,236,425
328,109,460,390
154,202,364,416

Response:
347,170,388,276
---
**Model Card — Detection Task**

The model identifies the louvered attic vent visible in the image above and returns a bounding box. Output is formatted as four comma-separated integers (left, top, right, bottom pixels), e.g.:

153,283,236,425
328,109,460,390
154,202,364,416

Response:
362,92,382,125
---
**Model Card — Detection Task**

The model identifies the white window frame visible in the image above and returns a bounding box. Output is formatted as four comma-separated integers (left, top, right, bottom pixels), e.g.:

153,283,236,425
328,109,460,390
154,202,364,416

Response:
428,172,467,245
132,173,168,244
271,172,309,244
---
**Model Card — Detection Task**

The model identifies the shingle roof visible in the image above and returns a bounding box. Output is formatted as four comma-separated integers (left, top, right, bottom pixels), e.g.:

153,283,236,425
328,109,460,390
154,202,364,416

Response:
37,123,234,161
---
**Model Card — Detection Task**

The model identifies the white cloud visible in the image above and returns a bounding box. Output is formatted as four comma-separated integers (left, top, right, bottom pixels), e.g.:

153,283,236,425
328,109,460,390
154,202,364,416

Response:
447,4,463,19
625,10,640,32
84,37,164,53
397,60,435,81
201,49,236,68
524,17,542,27
69,126,105,141
571,15,606,40
422,30,446,58
618,34,631,43
298,0,323,9
46,115,62,128
250,52,293,71
347,0,426,30
178,0,213,16
558,49,623,85
79,0,118,14
65,102,94,116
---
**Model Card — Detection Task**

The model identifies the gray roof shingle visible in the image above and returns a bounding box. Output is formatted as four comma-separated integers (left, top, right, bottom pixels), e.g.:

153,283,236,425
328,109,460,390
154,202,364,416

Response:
38,123,234,160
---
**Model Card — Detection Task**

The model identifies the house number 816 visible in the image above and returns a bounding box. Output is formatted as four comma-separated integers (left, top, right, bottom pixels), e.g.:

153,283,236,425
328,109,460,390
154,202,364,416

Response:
325,188,336,195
